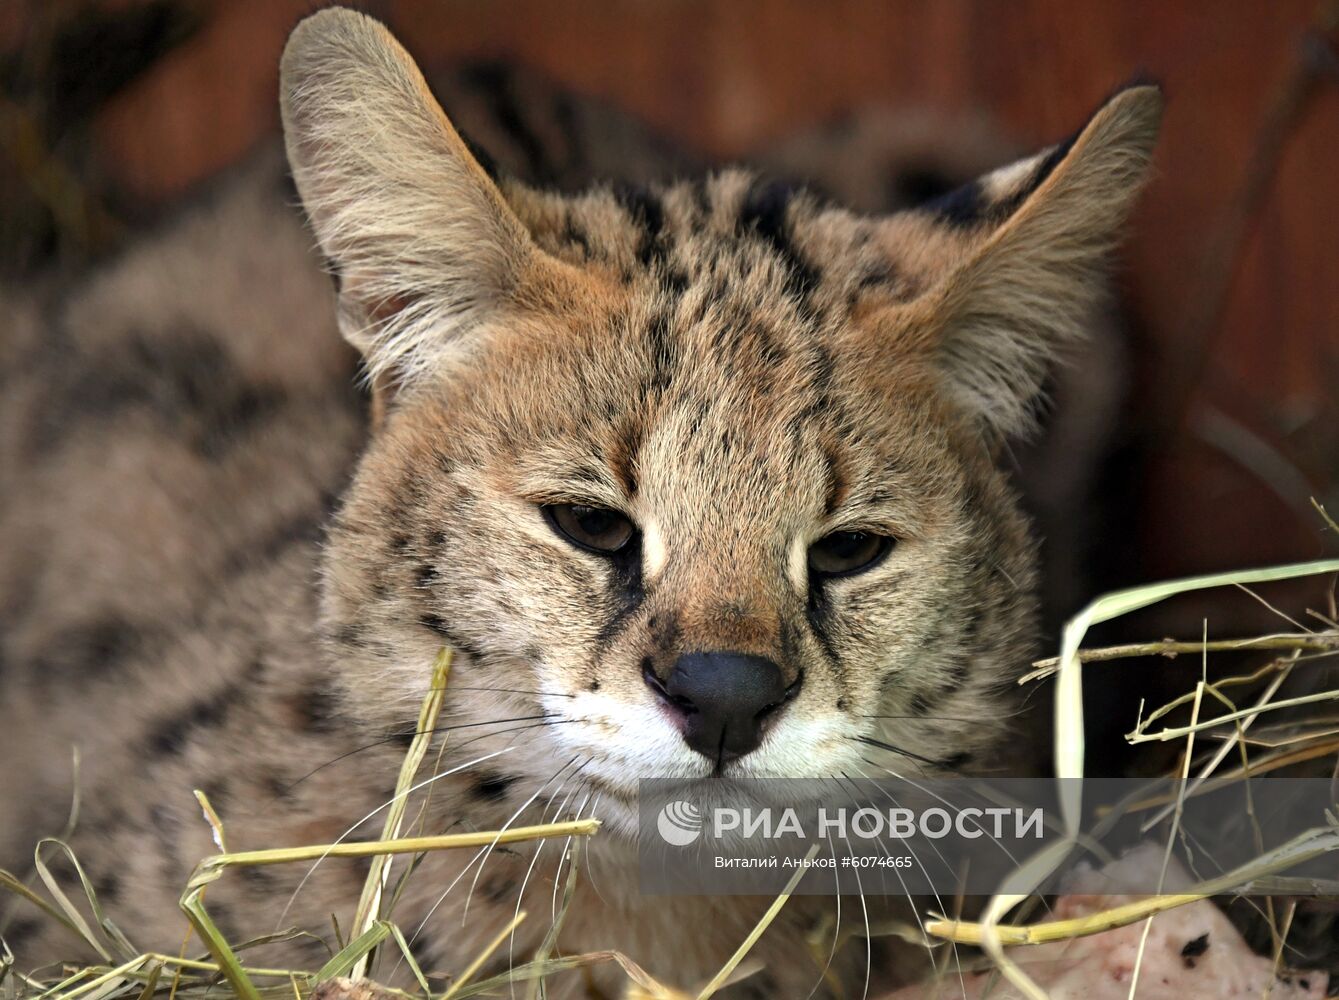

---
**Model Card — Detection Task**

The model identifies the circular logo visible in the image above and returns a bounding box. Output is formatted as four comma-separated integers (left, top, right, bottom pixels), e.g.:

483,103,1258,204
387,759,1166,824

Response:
656,799,702,846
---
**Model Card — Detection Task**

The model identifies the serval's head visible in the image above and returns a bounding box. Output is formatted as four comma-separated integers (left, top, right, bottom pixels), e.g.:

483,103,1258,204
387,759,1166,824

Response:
282,9,1160,827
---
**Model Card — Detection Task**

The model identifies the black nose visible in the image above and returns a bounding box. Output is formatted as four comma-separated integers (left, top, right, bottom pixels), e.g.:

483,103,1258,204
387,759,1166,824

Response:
649,652,798,763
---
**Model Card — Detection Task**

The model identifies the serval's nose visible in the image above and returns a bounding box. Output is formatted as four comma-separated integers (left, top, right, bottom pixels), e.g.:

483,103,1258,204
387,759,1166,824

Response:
645,651,801,764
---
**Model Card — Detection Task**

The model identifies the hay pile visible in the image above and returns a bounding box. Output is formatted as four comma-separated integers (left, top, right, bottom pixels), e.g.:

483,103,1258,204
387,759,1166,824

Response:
2,552,1337,999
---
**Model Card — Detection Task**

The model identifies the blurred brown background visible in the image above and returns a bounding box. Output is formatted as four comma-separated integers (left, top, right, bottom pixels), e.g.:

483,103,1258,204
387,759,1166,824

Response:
3,0,1337,616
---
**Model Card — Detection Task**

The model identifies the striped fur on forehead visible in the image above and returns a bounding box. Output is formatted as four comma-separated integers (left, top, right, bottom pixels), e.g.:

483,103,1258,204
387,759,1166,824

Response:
502,169,924,319
283,7,1158,450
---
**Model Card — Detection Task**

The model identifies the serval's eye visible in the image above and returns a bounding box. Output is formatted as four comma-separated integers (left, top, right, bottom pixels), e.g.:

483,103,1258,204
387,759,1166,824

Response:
808,530,893,578
542,504,636,555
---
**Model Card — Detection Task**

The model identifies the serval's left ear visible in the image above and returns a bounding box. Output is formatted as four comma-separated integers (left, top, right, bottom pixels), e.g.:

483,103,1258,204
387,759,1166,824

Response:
893,84,1163,438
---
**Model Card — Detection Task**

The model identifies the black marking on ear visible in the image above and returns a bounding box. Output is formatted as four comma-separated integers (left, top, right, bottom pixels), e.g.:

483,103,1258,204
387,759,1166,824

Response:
457,126,501,181
458,63,553,184
922,179,985,228
614,181,666,265
926,117,1085,230
888,164,959,208
471,772,517,802
991,130,1078,221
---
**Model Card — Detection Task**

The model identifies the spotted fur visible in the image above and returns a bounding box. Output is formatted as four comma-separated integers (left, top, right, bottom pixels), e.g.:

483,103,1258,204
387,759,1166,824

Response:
0,8,1161,996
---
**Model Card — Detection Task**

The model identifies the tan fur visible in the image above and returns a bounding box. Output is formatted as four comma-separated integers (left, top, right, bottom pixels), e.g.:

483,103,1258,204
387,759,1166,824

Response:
0,8,1160,996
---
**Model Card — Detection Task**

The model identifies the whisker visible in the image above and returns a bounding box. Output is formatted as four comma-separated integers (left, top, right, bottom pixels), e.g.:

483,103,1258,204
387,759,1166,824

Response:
804,835,842,1000
847,734,940,771
272,745,518,932
837,769,961,1000
578,790,605,906
463,756,591,925
859,706,1027,724
441,685,577,699
508,771,587,996
829,781,873,1000
443,717,585,757
550,790,589,926
403,756,582,952
288,713,552,787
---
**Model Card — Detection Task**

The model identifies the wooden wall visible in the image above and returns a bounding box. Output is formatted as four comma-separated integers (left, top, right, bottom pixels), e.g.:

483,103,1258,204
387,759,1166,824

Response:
9,1,1339,617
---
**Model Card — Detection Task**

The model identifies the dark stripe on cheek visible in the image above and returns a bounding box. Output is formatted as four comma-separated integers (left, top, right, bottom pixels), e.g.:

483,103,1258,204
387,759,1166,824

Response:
805,585,841,667
417,612,487,662
904,655,971,719
592,543,646,654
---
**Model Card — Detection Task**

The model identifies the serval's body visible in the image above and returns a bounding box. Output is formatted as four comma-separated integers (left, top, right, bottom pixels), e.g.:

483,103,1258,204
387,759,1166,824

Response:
0,9,1160,995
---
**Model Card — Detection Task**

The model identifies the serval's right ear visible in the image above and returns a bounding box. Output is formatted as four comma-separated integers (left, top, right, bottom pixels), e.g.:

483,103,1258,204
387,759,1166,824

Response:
280,8,559,409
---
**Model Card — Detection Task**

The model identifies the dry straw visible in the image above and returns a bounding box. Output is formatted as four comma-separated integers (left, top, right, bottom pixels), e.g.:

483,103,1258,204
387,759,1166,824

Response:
2,552,1337,999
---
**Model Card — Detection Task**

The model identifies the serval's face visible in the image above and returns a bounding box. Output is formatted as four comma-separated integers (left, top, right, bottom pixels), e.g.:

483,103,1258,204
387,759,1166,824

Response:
283,9,1160,830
